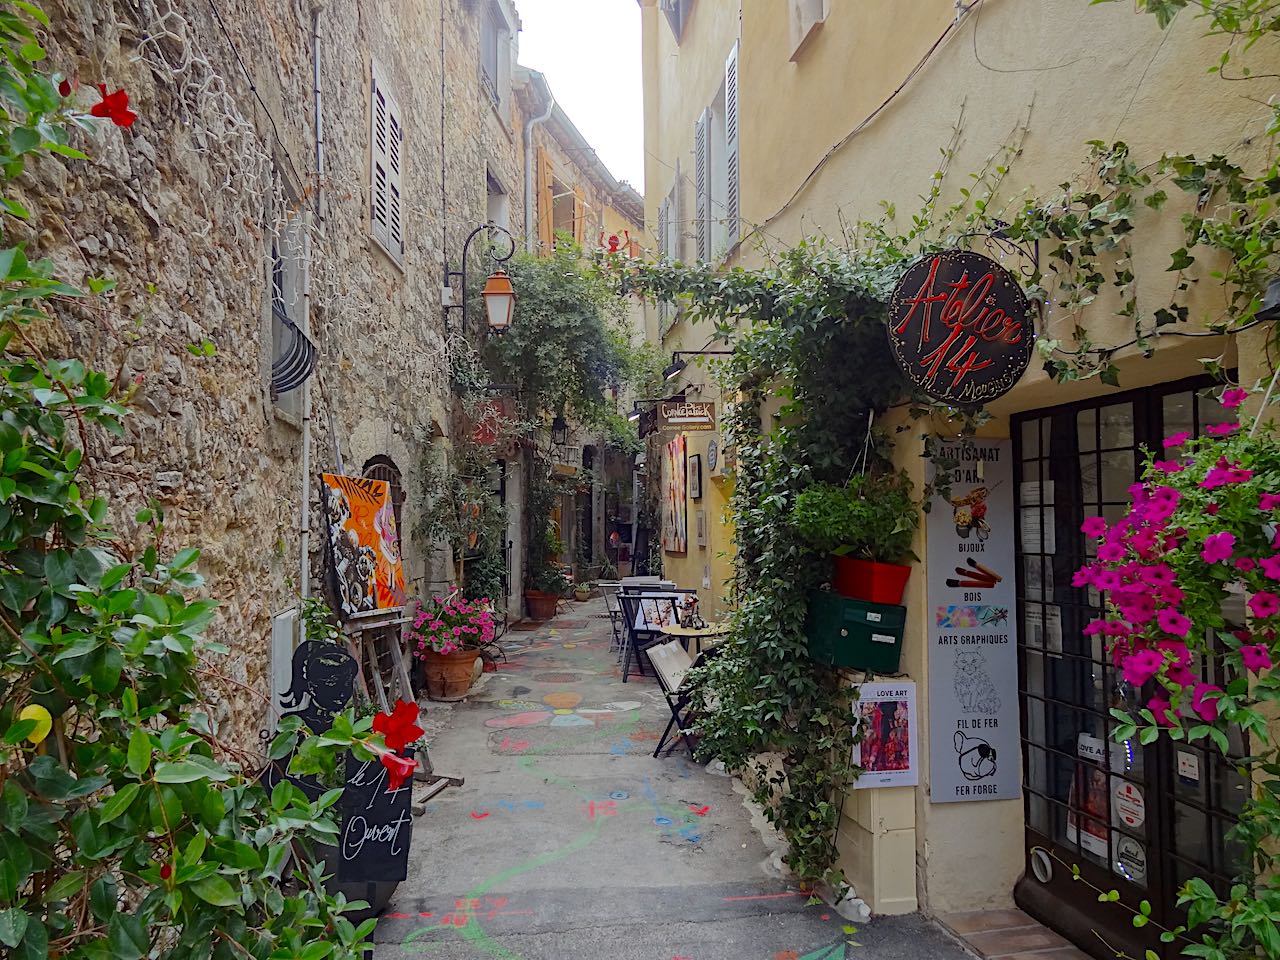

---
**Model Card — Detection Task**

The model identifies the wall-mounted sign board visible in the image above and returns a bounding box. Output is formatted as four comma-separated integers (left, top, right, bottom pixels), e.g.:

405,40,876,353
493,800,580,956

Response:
658,400,716,432
886,250,1034,406
926,438,1022,803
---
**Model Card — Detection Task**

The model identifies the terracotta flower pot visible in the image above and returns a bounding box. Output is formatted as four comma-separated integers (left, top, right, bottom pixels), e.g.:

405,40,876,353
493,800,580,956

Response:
831,555,911,605
419,647,481,700
524,590,559,621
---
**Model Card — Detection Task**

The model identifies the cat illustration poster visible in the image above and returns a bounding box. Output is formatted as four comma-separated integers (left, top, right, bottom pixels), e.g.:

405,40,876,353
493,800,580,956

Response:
925,439,1021,803
853,682,918,789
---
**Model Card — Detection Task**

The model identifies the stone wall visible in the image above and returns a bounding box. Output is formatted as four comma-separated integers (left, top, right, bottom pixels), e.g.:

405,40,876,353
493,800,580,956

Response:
23,0,530,746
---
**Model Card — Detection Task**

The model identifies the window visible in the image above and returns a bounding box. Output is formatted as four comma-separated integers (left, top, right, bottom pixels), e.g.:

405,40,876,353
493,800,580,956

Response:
693,43,739,261
788,0,828,60
269,183,307,417
661,0,693,43
1014,377,1246,956
370,59,404,263
551,177,576,239
362,456,406,535
479,2,512,113
486,168,509,231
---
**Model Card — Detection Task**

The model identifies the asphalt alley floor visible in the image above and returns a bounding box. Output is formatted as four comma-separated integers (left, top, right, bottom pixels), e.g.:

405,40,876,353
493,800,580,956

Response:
372,599,974,960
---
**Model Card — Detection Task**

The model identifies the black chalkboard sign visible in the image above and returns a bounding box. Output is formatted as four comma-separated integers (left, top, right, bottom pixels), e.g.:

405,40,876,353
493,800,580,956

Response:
886,250,1034,406
337,748,415,883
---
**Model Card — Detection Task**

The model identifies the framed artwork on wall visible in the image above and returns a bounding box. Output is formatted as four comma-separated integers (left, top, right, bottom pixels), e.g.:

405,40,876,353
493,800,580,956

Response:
689,453,702,500
695,509,707,547
662,435,688,553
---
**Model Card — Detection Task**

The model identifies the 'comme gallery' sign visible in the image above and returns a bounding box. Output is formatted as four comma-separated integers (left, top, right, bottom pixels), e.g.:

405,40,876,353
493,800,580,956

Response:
886,250,1034,406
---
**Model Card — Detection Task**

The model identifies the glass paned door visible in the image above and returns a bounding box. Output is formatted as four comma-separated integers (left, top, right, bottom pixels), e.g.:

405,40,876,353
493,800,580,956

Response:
1013,377,1247,957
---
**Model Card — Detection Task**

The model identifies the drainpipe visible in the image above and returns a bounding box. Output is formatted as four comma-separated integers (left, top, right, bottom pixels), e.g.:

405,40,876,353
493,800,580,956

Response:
523,83,555,253
302,2,324,600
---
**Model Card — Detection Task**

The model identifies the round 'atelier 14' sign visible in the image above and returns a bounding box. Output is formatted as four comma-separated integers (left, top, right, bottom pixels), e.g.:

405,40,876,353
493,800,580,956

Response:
886,249,1034,406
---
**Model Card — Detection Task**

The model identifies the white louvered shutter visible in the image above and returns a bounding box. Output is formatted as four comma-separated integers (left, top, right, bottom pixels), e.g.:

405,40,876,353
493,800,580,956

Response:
694,109,709,262
724,41,740,245
656,196,671,329
269,607,298,733
370,62,404,262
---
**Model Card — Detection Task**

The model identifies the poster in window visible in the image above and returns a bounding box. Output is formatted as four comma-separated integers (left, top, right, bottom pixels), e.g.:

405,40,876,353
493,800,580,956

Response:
853,682,918,789
1067,733,1116,859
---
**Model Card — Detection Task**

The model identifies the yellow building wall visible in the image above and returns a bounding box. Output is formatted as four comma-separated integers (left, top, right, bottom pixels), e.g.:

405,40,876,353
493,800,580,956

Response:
642,0,1275,920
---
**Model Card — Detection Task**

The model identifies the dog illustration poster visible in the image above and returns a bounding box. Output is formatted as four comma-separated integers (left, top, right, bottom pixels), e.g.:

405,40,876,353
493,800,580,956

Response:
662,435,688,553
321,473,406,618
853,682,918,789
926,439,1021,803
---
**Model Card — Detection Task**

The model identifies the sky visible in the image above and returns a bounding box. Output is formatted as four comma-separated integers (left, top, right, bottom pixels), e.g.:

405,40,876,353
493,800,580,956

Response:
515,0,646,191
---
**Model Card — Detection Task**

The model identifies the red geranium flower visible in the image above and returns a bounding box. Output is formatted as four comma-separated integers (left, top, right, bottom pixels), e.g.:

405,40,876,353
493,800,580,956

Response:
380,750,416,792
57,78,72,98
159,862,172,880
91,84,137,128
373,698,423,752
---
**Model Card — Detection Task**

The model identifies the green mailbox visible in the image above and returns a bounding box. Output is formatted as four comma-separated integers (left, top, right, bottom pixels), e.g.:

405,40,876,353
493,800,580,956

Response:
804,589,906,674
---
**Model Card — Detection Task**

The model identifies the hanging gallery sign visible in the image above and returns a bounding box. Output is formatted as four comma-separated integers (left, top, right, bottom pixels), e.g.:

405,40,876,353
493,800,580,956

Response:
321,473,406,619
926,438,1022,803
853,682,918,789
886,250,1033,406
657,400,715,432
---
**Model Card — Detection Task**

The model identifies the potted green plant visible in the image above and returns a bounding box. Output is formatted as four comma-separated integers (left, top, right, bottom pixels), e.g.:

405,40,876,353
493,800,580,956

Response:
573,580,593,602
525,561,569,619
792,471,919,604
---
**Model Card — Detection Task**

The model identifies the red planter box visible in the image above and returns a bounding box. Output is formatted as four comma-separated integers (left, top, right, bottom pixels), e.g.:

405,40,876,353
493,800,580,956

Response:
831,555,911,605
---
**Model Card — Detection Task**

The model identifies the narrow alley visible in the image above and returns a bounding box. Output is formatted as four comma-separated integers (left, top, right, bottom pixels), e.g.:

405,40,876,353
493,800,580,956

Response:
372,602,972,960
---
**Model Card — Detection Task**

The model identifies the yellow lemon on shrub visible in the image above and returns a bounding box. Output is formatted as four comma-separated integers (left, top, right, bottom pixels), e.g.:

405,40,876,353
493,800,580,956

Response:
18,704,51,745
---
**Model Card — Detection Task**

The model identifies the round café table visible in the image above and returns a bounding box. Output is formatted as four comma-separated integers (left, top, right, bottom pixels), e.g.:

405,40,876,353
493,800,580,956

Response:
661,621,730,656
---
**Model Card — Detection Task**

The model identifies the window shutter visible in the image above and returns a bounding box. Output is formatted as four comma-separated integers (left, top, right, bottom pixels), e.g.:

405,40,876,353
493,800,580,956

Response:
724,40,740,245
694,109,709,261
656,196,671,330
573,187,586,244
536,146,554,253
387,91,404,258
269,607,298,733
370,62,390,252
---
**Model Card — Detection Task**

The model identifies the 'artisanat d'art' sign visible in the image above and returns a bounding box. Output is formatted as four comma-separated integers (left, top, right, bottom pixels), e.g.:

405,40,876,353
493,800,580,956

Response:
886,250,1033,406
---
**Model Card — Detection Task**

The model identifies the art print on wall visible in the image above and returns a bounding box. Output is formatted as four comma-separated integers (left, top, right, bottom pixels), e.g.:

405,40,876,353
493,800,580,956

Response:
322,473,406,618
663,435,688,553
695,509,707,547
688,454,702,500
853,682,918,789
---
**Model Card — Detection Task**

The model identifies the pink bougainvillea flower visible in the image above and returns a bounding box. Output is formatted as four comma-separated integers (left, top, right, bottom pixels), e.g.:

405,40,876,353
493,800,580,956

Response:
1081,516,1107,538
1241,644,1273,673
57,78,71,98
1249,590,1280,619
1237,557,1258,573
373,698,423,752
1147,696,1177,727
1220,388,1249,409
1156,607,1192,638
380,750,417,792
1152,459,1184,474
1202,531,1236,564
1122,649,1165,686
1262,493,1280,510
1163,431,1191,448
90,84,137,128
1083,619,1109,637
1206,503,1221,515
1157,639,1192,667
1205,422,1239,437
1095,569,1122,591
1190,683,1222,723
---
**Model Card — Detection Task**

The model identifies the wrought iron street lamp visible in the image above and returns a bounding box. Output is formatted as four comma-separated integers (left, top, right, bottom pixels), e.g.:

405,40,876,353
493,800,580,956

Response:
445,223,517,334
663,349,734,381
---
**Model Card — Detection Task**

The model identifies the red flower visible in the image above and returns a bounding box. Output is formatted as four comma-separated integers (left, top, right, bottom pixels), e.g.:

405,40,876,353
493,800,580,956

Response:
373,698,423,752
380,750,416,792
91,84,137,128
57,78,71,98
159,863,172,880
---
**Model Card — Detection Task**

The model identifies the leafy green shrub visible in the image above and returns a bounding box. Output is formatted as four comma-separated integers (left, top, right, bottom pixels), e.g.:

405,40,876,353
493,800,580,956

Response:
792,471,919,563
